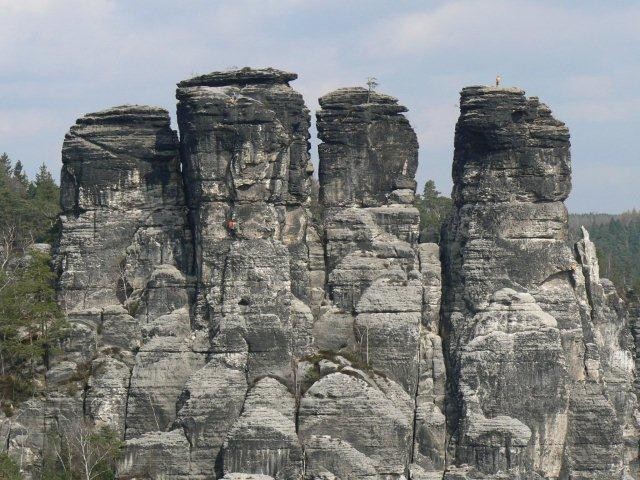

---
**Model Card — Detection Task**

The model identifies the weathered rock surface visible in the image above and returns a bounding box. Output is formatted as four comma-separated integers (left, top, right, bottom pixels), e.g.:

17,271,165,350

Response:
299,371,414,476
2,71,637,480
58,105,191,318
441,86,639,478
314,87,445,478
173,68,319,478
222,378,303,478
318,87,418,208
45,106,205,480
575,227,639,477
118,429,192,478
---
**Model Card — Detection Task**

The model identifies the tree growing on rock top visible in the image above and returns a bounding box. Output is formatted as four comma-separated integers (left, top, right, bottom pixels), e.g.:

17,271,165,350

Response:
366,76,378,102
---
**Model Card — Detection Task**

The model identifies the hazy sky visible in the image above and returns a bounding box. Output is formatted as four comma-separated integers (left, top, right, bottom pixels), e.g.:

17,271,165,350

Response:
1,0,638,212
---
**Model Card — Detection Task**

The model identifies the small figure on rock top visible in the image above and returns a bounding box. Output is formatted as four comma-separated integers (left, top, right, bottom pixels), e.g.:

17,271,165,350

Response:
495,74,502,87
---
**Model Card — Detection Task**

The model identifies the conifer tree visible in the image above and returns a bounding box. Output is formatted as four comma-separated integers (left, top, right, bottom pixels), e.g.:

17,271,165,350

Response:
12,161,28,187
0,251,66,402
414,179,453,243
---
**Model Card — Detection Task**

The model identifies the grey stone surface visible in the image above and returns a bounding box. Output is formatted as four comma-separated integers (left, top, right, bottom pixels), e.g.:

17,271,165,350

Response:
57,105,191,317
298,372,414,477
52,104,198,468
442,86,639,478
174,68,319,477
222,378,303,479
317,87,418,208
0,398,46,476
174,353,248,478
222,474,275,480
4,71,635,480
575,227,639,478
118,429,191,479
313,86,446,478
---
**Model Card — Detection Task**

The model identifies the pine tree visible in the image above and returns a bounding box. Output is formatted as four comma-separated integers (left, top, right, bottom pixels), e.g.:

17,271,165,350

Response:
0,155,65,409
12,161,28,187
0,153,11,176
0,157,60,249
415,179,453,243
0,251,66,402
0,154,30,258
30,163,60,243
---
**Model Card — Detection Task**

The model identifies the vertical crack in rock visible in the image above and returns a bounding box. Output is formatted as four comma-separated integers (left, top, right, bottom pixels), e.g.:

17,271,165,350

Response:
441,86,639,479
413,243,447,480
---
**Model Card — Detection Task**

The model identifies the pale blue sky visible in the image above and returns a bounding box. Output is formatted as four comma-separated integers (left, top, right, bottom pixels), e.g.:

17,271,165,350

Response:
0,0,638,212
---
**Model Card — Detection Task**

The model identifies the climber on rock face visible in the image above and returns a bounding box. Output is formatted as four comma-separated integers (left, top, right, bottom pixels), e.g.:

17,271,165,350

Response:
496,74,502,87
226,212,237,232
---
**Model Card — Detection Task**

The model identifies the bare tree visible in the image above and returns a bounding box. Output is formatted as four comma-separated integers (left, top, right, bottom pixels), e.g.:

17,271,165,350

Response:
48,416,122,480
147,391,161,430
0,224,17,274
115,257,133,304
366,76,378,103
355,320,370,367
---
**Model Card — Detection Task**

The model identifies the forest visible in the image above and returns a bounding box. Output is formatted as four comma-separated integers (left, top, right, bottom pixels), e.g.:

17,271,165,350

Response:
0,152,63,405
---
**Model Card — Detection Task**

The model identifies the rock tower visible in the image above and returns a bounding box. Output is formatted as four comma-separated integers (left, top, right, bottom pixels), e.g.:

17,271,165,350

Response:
0,70,637,480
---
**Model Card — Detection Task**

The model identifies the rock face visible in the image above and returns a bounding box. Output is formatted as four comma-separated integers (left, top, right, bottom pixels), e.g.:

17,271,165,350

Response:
318,87,418,207
53,105,194,464
310,87,445,478
173,68,315,478
575,227,639,477
1,71,637,480
441,86,639,479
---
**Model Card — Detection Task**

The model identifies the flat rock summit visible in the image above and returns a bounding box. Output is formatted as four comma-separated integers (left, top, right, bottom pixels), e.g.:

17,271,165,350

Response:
2,68,638,479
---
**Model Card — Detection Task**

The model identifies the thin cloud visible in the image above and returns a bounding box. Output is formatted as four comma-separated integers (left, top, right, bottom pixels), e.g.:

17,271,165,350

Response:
0,108,58,138
359,0,640,58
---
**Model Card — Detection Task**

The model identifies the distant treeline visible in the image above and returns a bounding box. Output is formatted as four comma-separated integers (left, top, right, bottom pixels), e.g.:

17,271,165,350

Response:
569,210,640,295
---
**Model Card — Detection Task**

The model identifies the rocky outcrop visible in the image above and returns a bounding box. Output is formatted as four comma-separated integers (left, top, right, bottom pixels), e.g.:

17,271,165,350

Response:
575,227,639,476
311,87,446,478
222,378,303,478
0,103,199,475
173,68,315,478
318,87,418,208
49,106,201,480
441,86,639,479
2,70,637,480
58,107,195,450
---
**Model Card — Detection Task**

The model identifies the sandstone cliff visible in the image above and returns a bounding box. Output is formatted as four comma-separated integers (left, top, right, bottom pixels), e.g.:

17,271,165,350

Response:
0,69,637,480
441,86,638,479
